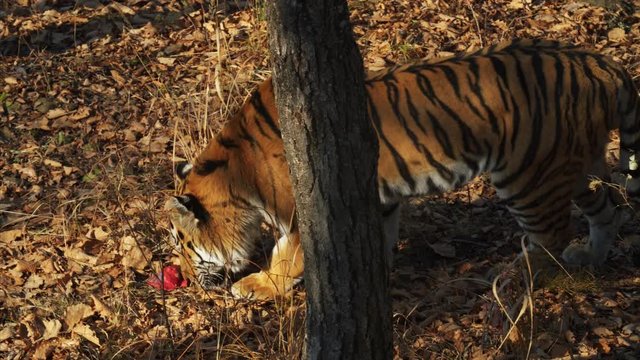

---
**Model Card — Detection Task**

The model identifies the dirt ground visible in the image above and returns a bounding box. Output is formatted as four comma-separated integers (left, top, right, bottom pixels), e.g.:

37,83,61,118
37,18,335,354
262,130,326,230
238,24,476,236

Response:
1,0,639,359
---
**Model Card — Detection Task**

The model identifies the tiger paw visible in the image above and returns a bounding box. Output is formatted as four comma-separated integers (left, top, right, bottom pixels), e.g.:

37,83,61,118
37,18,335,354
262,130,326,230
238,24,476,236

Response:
230,272,290,300
562,243,600,266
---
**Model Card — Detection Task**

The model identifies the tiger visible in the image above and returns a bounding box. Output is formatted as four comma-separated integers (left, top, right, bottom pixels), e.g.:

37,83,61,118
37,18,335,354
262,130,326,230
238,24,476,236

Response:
165,39,640,300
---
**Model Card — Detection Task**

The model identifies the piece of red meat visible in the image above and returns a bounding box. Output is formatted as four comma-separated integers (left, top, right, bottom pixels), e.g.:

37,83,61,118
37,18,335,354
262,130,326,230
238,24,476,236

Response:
147,265,189,291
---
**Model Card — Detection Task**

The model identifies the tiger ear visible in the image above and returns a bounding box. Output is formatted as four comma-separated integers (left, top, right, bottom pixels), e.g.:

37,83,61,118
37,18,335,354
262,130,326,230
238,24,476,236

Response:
176,162,193,180
165,196,200,233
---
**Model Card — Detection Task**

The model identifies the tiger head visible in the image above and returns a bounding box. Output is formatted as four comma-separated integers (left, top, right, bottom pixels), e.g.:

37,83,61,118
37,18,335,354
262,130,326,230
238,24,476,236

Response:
164,80,293,291
164,161,264,290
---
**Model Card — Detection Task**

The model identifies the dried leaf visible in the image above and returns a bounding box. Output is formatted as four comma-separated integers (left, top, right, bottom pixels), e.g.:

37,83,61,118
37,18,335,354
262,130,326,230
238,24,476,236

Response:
64,247,98,266
32,117,51,130
110,70,126,86
598,337,611,353
437,322,461,333
44,159,63,168
507,0,527,10
91,295,115,322
369,56,386,71
4,76,18,85
109,2,135,15
17,165,37,179
608,28,625,42
65,303,94,329
24,274,44,289
593,327,614,337
42,319,62,340
621,323,638,335
0,230,23,243
11,261,32,275
68,107,91,121
565,329,576,343
0,324,15,341
86,227,109,241
72,323,101,346
119,236,151,271
46,108,67,119
40,258,57,274
157,57,176,66
33,342,53,360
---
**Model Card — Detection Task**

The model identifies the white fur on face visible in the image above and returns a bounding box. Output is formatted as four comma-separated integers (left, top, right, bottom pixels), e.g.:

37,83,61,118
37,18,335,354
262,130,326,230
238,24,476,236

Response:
179,163,193,177
191,244,250,273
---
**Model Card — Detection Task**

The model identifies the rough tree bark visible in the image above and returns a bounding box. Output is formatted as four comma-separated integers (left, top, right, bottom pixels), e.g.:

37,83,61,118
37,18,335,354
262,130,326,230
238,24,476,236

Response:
267,1,392,359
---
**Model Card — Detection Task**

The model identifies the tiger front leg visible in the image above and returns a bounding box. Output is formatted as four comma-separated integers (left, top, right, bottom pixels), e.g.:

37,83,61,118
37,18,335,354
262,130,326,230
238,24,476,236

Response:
231,231,304,300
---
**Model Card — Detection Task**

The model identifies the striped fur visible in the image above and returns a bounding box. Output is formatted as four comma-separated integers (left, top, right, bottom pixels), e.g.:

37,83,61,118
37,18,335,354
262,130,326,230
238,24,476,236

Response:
165,39,640,299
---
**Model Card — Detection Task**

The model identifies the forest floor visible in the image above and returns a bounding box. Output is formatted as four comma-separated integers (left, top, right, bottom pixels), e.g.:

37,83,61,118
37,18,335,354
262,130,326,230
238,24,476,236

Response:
1,0,640,359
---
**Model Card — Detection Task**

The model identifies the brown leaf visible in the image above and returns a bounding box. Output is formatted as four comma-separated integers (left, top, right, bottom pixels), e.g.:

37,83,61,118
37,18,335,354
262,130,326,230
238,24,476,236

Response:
24,274,44,289
40,258,57,274
507,0,525,10
110,70,126,86
16,165,37,179
32,117,51,130
0,324,15,341
68,107,91,121
369,56,386,71
592,326,614,337
4,76,18,85
64,247,98,266
45,108,67,120
86,227,110,241
91,295,115,323
15,260,36,273
157,57,176,66
621,323,638,335
33,342,53,360
109,2,135,15
64,303,94,329
42,319,62,340
72,323,101,346
608,28,625,42
44,159,62,168
437,322,461,334
119,236,151,271
565,329,576,343
0,230,23,243
597,337,611,353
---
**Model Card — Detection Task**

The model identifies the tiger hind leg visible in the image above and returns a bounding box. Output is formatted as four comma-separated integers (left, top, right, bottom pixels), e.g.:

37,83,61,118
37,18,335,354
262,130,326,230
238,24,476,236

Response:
500,173,576,271
562,160,629,266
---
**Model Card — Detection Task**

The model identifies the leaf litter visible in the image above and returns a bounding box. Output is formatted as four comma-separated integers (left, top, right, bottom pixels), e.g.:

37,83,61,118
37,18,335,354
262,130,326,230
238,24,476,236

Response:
0,0,639,359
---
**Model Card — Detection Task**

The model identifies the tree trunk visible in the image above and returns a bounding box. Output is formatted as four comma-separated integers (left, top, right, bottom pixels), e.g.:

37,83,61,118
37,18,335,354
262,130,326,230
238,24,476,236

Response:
267,1,392,359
